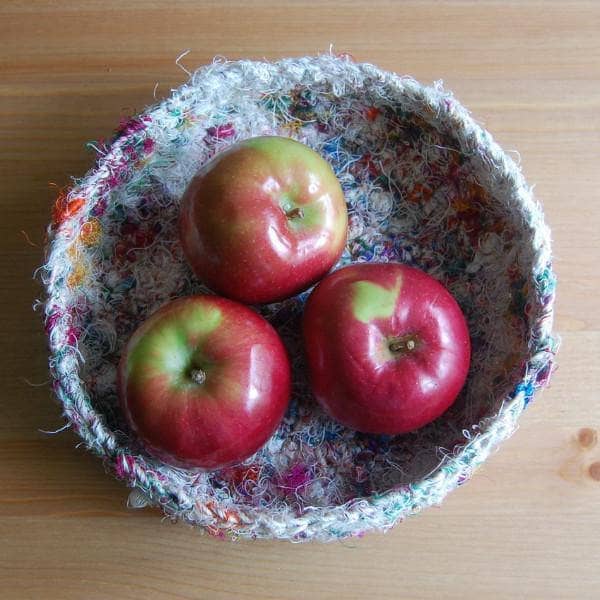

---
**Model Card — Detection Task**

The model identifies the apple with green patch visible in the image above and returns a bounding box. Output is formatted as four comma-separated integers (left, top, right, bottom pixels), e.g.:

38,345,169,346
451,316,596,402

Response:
118,295,291,469
303,263,471,434
179,136,348,304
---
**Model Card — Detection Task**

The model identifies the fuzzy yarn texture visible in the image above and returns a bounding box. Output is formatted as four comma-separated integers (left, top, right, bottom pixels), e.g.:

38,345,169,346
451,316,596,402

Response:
41,55,557,541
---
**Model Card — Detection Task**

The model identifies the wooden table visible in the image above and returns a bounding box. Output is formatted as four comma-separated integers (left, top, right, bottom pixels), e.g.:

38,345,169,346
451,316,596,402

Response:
2,2,599,598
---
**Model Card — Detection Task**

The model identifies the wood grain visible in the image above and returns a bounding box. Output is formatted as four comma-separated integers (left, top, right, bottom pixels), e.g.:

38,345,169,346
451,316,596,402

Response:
1,1,599,598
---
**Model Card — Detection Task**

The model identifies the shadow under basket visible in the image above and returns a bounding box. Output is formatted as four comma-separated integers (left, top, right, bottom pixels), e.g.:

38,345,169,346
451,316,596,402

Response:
42,55,557,541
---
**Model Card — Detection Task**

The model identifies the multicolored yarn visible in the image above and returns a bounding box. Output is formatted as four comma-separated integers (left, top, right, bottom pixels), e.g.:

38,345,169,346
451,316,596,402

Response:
40,55,557,541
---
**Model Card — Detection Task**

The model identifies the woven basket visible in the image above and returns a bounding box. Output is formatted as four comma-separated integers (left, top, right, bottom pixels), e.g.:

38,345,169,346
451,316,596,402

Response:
42,55,557,541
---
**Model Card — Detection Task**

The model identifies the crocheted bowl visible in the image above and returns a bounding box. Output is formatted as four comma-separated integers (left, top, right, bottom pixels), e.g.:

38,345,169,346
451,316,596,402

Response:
43,55,556,541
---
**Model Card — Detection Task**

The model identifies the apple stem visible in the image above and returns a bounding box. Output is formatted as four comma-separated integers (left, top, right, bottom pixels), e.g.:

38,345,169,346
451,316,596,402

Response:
286,207,304,219
389,336,417,354
190,368,206,385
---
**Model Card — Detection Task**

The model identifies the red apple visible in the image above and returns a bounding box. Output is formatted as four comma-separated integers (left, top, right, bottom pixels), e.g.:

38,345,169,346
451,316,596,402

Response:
302,263,471,435
179,136,348,304
118,295,291,469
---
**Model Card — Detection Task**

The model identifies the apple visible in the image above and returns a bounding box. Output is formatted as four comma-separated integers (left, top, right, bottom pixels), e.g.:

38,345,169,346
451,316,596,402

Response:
118,295,291,469
179,136,348,304
302,263,471,435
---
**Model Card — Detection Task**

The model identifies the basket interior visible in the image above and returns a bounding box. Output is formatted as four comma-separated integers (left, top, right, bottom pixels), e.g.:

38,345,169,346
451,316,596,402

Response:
63,75,536,512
